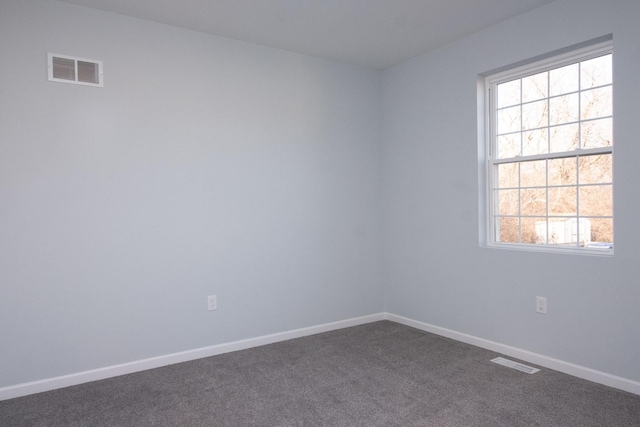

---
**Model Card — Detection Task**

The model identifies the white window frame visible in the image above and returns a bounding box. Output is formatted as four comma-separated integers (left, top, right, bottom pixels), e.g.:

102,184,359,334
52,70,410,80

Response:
483,40,613,256
48,53,104,87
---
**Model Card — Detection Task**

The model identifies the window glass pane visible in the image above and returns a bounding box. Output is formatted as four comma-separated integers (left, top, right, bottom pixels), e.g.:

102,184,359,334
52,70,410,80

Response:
497,217,520,243
582,118,612,149
522,71,548,102
522,99,548,130
589,218,613,243
581,86,612,120
488,44,612,253
549,93,579,125
497,133,521,158
550,63,579,96
522,217,547,244
547,218,578,246
497,79,520,108
579,185,612,216
497,105,521,134
77,61,99,84
497,190,519,215
580,54,612,89
521,188,546,216
550,123,579,153
522,128,548,156
520,160,546,187
52,57,75,80
535,218,548,244
548,187,577,216
497,163,519,188
548,157,576,186
579,154,612,184
578,219,591,245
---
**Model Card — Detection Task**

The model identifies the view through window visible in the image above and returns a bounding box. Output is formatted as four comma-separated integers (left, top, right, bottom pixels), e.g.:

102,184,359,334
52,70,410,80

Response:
486,42,613,254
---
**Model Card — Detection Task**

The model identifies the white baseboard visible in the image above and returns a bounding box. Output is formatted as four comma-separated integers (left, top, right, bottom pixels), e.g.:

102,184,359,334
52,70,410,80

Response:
2,311,638,400
0,313,385,401
385,312,640,396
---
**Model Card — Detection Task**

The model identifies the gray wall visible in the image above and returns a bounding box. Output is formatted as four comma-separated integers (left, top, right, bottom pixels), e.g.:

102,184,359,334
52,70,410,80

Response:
382,0,640,382
0,0,383,387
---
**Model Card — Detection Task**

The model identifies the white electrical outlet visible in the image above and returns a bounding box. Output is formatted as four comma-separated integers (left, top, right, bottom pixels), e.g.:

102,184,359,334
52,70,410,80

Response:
536,296,547,314
207,295,217,311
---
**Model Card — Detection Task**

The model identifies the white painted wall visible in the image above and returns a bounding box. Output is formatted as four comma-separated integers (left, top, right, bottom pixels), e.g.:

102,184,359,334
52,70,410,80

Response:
382,0,640,382
0,0,383,387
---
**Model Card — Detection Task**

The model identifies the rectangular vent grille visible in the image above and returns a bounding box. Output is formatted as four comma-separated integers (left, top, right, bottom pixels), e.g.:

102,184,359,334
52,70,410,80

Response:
491,357,540,374
48,53,103,87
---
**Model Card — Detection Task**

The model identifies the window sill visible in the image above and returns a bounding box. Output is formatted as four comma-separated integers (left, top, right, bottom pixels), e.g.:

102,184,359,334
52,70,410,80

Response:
485,242,613,257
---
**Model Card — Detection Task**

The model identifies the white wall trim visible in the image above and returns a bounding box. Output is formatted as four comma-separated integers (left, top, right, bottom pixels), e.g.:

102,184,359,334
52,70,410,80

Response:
385,313,640,396
3,312,638,400
0,313,385,401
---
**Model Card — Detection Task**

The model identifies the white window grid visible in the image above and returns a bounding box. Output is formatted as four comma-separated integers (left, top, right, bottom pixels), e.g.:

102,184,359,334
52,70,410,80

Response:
485,41,613,255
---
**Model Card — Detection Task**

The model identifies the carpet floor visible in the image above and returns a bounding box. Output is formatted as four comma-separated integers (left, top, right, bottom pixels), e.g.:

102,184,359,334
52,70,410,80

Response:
1,321,639,426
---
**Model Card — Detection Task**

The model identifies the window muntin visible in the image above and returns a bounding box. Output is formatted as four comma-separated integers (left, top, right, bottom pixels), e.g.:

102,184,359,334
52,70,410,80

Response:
486,43,613,254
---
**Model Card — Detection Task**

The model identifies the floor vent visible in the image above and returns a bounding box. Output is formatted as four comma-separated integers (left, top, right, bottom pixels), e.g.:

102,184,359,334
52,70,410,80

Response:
491,357,540,374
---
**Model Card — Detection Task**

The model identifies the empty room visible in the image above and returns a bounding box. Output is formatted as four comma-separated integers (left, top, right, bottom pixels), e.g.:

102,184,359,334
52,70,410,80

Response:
1,0,639,425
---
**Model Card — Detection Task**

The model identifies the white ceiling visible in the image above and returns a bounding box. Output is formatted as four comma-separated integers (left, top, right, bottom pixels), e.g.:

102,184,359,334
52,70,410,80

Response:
60,0,556,69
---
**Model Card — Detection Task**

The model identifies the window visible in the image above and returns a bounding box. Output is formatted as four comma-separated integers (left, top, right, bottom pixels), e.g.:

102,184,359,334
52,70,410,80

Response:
485,41,613,255
48,53,103,87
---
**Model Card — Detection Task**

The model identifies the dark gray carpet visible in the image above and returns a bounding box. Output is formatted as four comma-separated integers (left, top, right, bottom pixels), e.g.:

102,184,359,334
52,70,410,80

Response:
2,321,639,426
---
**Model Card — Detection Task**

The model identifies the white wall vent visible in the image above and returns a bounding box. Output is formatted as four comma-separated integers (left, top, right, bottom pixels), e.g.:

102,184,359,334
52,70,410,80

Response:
491,357,540,374
48,53,103,87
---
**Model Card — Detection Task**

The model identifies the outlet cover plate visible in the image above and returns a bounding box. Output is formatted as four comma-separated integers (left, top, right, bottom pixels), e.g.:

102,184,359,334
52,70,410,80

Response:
536,296,547,314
